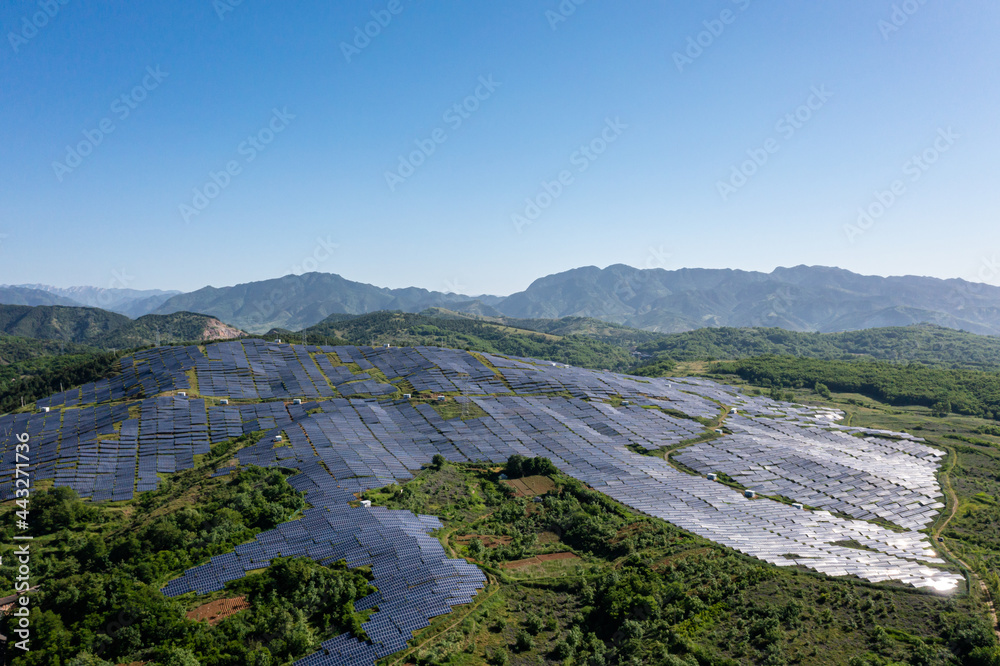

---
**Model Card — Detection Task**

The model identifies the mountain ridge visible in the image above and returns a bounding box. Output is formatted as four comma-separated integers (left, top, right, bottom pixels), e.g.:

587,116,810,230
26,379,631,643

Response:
18,264,1000,336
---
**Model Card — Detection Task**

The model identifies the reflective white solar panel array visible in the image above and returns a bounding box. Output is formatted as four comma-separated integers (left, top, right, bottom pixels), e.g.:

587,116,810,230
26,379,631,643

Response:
675,416,946,530
0,340,963,665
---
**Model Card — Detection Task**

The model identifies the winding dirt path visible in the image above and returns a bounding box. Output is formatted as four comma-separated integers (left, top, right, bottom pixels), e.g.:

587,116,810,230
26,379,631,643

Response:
935,446,1000,641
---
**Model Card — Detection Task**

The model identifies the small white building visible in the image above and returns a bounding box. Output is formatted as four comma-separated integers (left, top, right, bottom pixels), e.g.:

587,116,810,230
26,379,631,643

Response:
293,398,302,405
744,490,756,499
178,391,186,397
730,408,738,414
792,502,804,510
403,394,411,399
274,435,283,442
220,399,229,405
360,499,372,508
41,406,51,413
707,473,718,481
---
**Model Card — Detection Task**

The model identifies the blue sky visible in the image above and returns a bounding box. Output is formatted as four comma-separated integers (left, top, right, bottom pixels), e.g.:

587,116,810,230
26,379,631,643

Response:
2,0,998,296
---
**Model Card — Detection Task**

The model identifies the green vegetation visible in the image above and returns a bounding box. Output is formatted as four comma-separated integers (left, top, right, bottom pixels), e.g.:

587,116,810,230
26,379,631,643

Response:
300,311,639,371
10,321,1000,663
504,454,558,479
634,324,1000,372
0,304,241,351
0,453,375,666
0,346,122,413
711,355,1000,420
370,461,992,666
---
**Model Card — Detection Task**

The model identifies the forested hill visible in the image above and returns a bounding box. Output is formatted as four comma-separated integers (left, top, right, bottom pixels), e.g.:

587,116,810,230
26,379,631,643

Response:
288,311,641,371
0,305,244,350
635,324,1000,371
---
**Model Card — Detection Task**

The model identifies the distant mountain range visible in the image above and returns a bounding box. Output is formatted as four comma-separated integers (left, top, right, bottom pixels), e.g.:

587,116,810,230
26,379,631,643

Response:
6,265,1000,335
150,265,1000,335
151,272,503,333
4,284,181,317
496,265,1000,335
0,286,82,307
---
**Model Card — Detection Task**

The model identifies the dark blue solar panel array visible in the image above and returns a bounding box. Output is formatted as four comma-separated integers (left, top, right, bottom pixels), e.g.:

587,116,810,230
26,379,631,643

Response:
1,338,961,663
0,403,133,500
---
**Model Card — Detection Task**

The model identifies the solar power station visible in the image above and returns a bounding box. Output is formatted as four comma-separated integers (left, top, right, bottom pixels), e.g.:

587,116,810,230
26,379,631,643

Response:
0,339,963,665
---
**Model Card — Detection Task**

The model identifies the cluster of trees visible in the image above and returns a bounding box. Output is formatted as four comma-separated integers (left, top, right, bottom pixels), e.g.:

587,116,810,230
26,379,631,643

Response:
503,454,558,479
0,347,121,413
466,468,695,565
714,355,1000,420
0,467,372,665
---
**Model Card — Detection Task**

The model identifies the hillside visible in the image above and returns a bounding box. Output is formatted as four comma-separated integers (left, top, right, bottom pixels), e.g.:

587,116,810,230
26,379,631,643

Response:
292,310,639,371
3,339,1000,666
635,324,1000,371
0,304,244,349
421,308,665,347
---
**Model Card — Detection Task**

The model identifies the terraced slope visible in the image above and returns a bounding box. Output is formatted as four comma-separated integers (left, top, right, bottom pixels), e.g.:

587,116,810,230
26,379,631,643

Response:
0,340,962,664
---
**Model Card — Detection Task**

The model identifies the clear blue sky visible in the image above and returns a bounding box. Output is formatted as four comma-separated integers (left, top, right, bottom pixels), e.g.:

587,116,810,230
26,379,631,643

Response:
2,0,998,295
